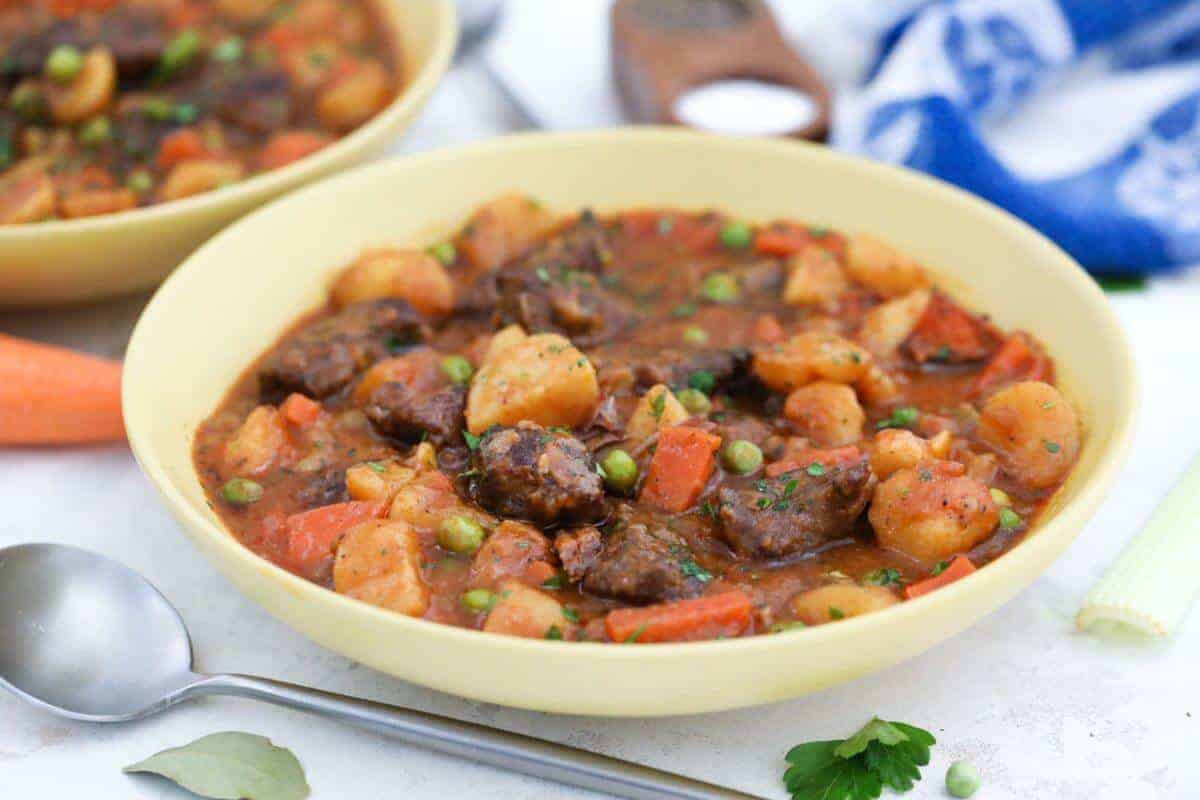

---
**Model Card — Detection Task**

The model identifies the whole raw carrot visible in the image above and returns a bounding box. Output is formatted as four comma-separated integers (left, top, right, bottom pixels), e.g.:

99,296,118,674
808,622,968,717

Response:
0,334,124,445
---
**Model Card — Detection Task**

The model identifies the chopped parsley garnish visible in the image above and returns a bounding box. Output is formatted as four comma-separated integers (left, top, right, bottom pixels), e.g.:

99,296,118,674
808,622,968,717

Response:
807,224,829,237
650,390,667,420
700,500,719,519
932,345,953,361
365,461,386,473
806,462,826,477
462,430,481,451
657,216,675,235
680,560,713,582
671,301,697,318
562,606,579,623
688,370,716,394
875,406,919,430
541,573,565,591
783,718,936,800
535,266,551,283
544,625,563,640
624,622,648,643
828,607,845,620
931,560,949,576
863,568,902,587
1044,440,1061,454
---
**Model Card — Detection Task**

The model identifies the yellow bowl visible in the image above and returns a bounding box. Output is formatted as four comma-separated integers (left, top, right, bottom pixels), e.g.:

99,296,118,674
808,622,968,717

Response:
0,0,456,308
124,130,1137,717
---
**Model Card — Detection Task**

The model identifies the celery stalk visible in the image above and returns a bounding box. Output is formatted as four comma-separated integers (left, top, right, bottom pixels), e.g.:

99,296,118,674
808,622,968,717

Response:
1077,453,1200,636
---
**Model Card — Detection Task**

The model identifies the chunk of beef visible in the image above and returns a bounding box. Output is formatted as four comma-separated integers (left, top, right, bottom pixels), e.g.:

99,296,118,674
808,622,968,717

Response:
4,8,168,80
581,524,703,605
718,457,873,558
365,383,465,446
554,526,602,583
631,347,750,392
496,272,635,347
217,69,293,135
259,300,427,401
509,210,613,276
471,422,605,526
903,290,1001,365
295,468,348,509
468,520,552,589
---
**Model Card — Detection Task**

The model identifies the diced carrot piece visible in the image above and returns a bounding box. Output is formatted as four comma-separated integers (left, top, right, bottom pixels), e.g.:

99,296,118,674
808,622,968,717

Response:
765,446,862,478
284,500,384,576
156,128,210,169
605,590,753,643
640,426,721,512
753,313,785,344
754,223,811,256
972,332,1053,397
259,131,332,170
903,555,977,599
0,334,124,445
904,291,999,363
280,393,322,428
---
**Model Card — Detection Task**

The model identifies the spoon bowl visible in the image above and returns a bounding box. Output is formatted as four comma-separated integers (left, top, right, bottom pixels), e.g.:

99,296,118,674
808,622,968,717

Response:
0,543,196,721
0,542,756,799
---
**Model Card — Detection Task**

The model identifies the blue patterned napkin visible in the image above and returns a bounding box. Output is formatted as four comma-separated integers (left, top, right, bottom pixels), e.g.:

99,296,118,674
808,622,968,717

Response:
836,0,1200,275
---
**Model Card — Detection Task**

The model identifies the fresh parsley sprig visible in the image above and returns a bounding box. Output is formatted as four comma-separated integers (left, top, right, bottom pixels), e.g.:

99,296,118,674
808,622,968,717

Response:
783,718,935,800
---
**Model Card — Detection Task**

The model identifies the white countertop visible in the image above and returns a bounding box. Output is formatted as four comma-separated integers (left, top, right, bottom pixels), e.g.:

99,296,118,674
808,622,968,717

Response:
3,57,1199,800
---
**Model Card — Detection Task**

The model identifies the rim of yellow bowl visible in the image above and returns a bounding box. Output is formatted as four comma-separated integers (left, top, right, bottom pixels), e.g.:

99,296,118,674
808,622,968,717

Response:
0,0,457,240
124,128,1138,661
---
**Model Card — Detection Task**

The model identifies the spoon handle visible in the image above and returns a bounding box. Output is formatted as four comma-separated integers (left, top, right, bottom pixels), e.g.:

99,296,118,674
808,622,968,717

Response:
186,673,762,800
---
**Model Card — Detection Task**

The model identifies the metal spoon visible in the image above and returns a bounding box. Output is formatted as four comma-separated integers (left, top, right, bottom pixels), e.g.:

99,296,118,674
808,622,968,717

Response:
0,543,761,800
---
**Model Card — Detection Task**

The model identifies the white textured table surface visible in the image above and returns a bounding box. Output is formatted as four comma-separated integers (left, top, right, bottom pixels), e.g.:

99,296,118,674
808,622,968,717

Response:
4,58,1200,800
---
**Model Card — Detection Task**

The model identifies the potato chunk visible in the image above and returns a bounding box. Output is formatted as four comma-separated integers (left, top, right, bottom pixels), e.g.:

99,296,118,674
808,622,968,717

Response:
869,462,998,566
869,429,953,480
483,580,575,639
466,333,598,434
223,406,288,476
790,583,900,625
47,47,115,123
783,245,848,308
458,194,557,271
845,233,928,297
753,331,871,393
159,160,245,202
857,289,931,357
626,384,690,441
977,381,1080,490
331,249,454,316
783,382,865,447
333,519,429,617
316,60,391,131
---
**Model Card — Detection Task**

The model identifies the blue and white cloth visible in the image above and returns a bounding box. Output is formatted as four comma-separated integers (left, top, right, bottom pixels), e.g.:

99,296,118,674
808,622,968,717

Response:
836,0,1200,274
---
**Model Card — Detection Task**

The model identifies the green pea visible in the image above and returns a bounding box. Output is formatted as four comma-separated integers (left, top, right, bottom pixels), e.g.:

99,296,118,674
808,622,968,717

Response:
682,325,709,345
769,621,807,634
126,169,153,194
460,588,496,613
721,440,763,475
78,116,111,146
600,449,638,493
9,84,42,118
45,45,84,84
438,515,485,553
699,272,740,304
211,36,245,63
428,241,456,265
439,354,474,385
220,477,263,506
676,388,712,416
719,220,753,249
998,506,1022,530
945,760,981,798
159,29,202,78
